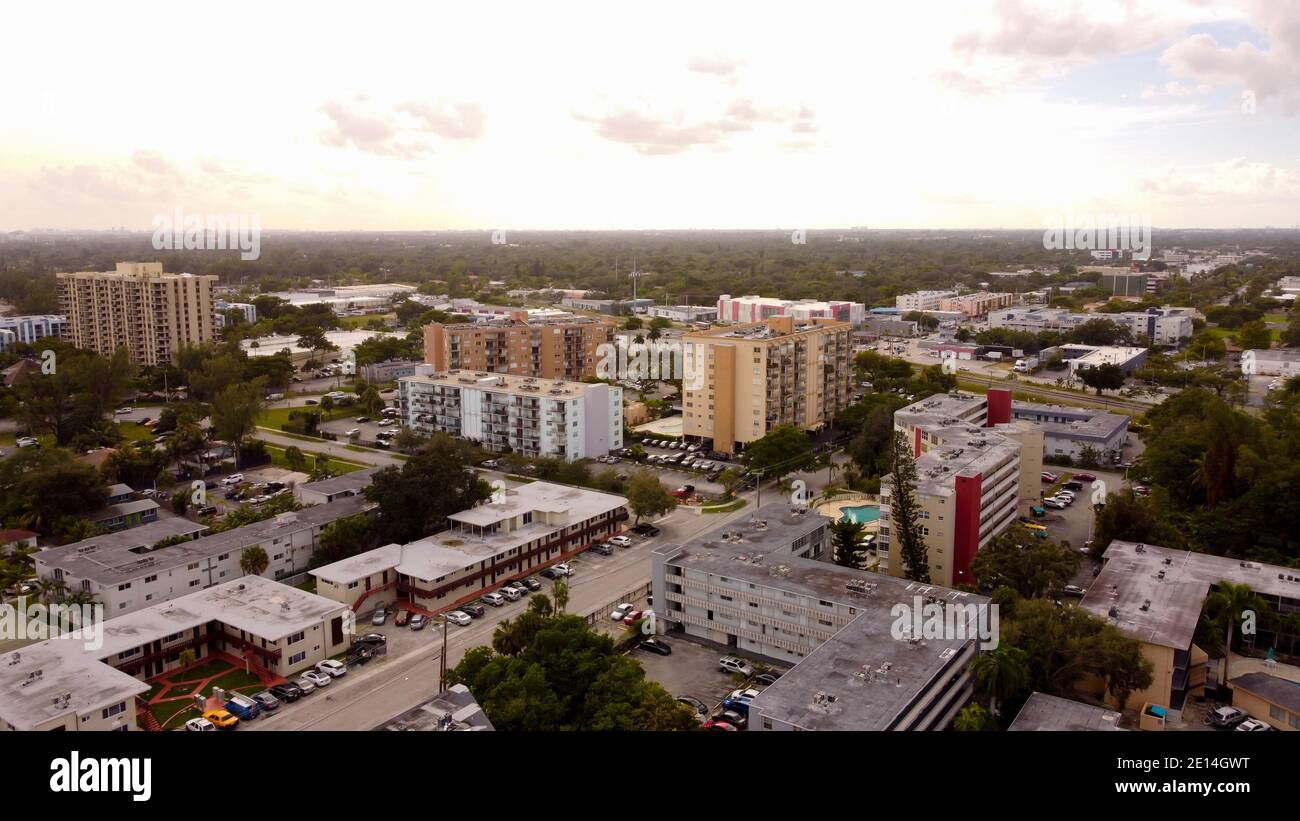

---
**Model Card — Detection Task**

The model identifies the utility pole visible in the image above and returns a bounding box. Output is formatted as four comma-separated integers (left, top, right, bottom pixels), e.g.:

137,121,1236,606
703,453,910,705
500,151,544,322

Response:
437,614,448,693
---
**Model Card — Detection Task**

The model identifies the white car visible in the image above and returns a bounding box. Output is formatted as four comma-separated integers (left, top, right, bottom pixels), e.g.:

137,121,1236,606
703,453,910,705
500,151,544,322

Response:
608,535,632,547
1236,717,1271,732
445,610,472,626
293,676,316,694
222,474,244,485
315,659,347,678
482,592,506,607
345,428,360,437
611,602,635,621
300,670,331,688
553,563,574,577
185,717,216,732
16,436,39,448
115,407,132,415
500,586,522,601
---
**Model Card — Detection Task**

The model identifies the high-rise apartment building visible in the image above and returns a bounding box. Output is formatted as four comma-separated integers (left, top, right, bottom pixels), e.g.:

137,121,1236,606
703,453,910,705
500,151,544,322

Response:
56,262,218,366
682,316,852,455
422,313,615,379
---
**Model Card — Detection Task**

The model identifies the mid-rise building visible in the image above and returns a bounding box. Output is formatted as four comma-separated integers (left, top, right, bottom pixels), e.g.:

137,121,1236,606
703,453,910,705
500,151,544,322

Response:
33,495,372,618
651,504,989,730
989,306,1193,346
313,481,628,614
57,262,218,366
884,389,1044,587
0,576,351,731
717,294,865,325
214,300,258,326
937,291,1014,318
0,314,66,352
1243,349,1300,378
682,316,852,455
422,313,615,380
649,305,719,323
895,290,958,312
400,367,622,461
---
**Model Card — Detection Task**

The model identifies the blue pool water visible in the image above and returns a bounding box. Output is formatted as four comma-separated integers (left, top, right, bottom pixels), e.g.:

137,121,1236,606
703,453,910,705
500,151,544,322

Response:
840,504,880,524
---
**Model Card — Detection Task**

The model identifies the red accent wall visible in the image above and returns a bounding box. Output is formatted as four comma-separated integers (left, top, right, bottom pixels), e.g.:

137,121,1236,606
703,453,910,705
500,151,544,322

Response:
986,388,1012,427
913,427,922,458
953,474,982,585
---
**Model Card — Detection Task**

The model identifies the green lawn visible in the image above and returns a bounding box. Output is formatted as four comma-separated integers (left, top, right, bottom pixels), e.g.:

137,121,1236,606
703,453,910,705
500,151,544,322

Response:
703,499,748,513
337,313,396,329
257,404,355,429
264,444,366,474
117,421,155,444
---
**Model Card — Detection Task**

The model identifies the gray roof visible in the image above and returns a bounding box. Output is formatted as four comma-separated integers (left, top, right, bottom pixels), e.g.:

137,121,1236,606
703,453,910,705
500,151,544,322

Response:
1010,401,1129,443
1080,540,1300,649
375,684,495,731
88,498,160,522
297,466,382,497
1229,673,1300,713
37,495,370,584
0,643,149,731
1009,692,1125,731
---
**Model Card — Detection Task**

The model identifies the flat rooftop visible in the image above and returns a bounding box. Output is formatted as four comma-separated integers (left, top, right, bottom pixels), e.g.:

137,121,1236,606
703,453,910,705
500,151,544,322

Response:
37,495,370,584
687,317,848,341
1229,673,1300,713
1080,540,1300,649
1010,402,1129,441
375,683,494,731
0,644,150,731
1008,692,1125,731
88,498,159,522
449,481,627,528
403,370,613,399
296,466,382,497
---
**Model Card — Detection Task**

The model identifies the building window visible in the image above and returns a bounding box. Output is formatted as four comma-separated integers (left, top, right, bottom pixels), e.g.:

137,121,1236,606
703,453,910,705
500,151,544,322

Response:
289,651,306,665
287,631,305,644
101,702,126,720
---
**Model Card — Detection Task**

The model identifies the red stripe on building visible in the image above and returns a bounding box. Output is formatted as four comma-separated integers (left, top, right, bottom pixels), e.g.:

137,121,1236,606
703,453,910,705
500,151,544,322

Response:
953,474,982,585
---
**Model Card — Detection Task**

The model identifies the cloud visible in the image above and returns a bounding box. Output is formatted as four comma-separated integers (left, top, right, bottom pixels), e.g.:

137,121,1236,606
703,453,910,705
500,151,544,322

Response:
687,54,740,76
578,97,818,155
1138,158,1300,199
397,101,487,140
1161,4,1300,114
320,97,487,159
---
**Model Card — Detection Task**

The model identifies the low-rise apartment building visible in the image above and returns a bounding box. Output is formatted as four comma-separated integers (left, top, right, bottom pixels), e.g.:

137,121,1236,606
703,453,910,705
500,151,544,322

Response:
1228,673,1300,731
423,313,615,380
1008,692,1124,731
989,306,1193,346
717,294,865,325
649,305,719,323
0,576,352,731
1079,540,1300,711
34,495,372,618
312,481,628,614
896,290,957,312
399,367,622,461
651,504,990,730
0,314,66,352
937,291,1014,318
1009,401,1129,461
682,316,853,455
884,389,1044,587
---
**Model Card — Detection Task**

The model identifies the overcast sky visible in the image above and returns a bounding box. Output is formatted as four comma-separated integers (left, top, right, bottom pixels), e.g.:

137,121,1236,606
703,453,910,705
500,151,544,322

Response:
3,0,1298,231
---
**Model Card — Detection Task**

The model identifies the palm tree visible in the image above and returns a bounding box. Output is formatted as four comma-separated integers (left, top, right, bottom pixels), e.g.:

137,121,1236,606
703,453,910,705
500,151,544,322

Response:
528,594,553,617
1204,581,1268,687
970,645,1029,718
491,618,526,656
552,579,569,614
61,589,98,607
240,546,270,577
35,577,66,604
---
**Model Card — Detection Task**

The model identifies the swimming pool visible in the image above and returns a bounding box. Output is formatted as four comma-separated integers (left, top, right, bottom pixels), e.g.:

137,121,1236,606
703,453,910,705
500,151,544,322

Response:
840,504,880,525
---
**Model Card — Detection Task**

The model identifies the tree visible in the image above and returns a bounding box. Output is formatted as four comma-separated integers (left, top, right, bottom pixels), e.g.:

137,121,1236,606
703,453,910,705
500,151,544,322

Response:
165,421,208,476
845,403,897,477
210,381,265,467
1203,582,1267,688
528,593,554,617
717,467,745,498
742,425,815,479
1235,319,1272,351
970,645,1030,718
886,430,929,583
830,519,866,569
364,436,492,543
358,384,384,416
0,448,110,535
240,545,270,577
1077,363,1125,395
552,579,570,614
312,514,380,566
623,316,643,330
953,702,992,731
970,527,1079,599
624,471,676,523
284,446,308,472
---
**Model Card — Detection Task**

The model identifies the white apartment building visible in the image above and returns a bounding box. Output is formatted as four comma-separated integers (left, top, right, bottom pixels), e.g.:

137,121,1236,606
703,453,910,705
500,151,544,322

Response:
717,294,865,325
1244,349,1300,378
0,314,66,352
33,495,373,618
895,290,957,312
988,306,1193,346
313,482,628,614
215,300,258,326
399,367,622,461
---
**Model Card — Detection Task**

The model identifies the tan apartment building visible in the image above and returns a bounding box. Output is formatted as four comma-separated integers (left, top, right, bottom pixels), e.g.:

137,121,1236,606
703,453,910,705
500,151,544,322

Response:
938,291,1014,318
423,313,615,380
57,262,218,366
682,316,852,455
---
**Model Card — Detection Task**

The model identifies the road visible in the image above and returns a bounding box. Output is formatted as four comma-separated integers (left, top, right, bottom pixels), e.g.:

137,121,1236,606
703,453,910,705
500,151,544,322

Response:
251,428,405,467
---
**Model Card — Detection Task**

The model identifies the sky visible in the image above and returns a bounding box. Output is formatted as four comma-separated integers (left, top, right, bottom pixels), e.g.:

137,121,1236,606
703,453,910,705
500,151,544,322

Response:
2,0,1298,231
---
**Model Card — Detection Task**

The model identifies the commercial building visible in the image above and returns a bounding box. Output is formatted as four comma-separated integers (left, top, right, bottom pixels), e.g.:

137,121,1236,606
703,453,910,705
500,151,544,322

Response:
1228,673,1300,731
56,262,218,366
399,367,622,461
682,316,852,455
1009,401,1129,461
0,576,352,731
1008,692,1124,731
355,358,422,383
1100,271,1147,297
649,305,719,323
1243,349,1300,378
422,313,615,380
312,482,628,614
0,314,66,352
268,283,415,314
1079,540,1300,711
376,684,494,731
895,290,957,312
651,504,990,730
937,292,1014,318
862,316,919,338
989,306,1192,346
34,495,372,618
214,300,258,325
884,389,1044,587
717,294,865,325
1066,345,1148,377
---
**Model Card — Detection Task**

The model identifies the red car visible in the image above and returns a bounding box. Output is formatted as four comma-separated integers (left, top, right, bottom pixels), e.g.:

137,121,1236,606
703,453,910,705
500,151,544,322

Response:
623,609,644,626
1072,472,1097,482
1041,472,1058,483
703,719,738,732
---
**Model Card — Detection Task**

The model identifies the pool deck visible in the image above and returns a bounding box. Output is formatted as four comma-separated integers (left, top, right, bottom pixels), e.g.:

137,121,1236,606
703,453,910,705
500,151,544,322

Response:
816,495,881,529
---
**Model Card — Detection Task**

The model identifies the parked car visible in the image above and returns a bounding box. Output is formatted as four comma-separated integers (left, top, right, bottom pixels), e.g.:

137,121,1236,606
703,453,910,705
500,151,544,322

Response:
500,586,522,602
1236,718,1271,732
409,613,428,630
1040,472,1058,483
185,717,216,732
482,592,507,607
1062,585,1087,597
702,718,739,732
1072,472,1097,482
355,416,370,423
352,633,387,648
608,535,632,547
553,563,574,576
1209,706,1247,728
516,577,542,591
632,523,660,537
270,683,304,702
716,709,748,729
639,638,672,655
719,656,755,677
201,709,238,730
506,581,531,596
371,607,389,626
301,670,332,688
316,659,347,678
754,672,781,686
676,697,709,719
589,542,614,556
224,693,261,720
445,610,472,626
293,676,316,694
197,505,218,517
539,567,560,579
459,603,485,618
1043,498,1066,510
611,603,635,621
395,609,409,626
252,691,281,711
622,609,645,625
222,473,244,485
